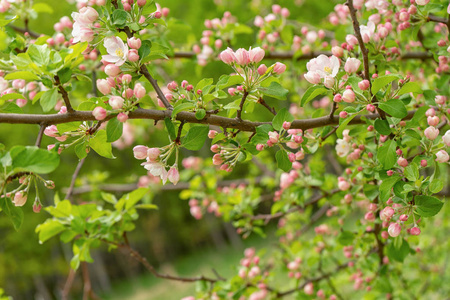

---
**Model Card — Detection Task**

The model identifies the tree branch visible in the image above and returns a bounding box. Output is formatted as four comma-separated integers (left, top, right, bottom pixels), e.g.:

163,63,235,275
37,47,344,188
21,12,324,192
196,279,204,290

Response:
236,90,249,120
0,108,418,132
139,65,173,109
257,97,277,115
65,158,86,201
35,124,46,148
54,75,75,113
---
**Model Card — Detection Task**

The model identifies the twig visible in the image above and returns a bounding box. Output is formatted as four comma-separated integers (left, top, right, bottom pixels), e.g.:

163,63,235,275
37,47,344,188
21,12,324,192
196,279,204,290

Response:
174,121,185,144
139,65,173,109
81,262,101,300
65,158,86,201
61,268,77,300
236,90,249,120
257,97,276,115
35,124,46,148
8,25,39,38
54,76,74,113
321,126,339,142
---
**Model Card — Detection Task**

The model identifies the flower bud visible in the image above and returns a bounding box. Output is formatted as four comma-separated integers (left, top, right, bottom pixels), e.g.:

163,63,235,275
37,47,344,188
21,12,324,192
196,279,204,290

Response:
436,150,449,163
358,80,370,90
208,130,218,139
117,112,128,122
92,106,107,120
13,191,27,207
168,167,180,185
342,89,355,103
133,146,149,159
104,64,120,77
257,64,267,75
388,223,401,237
147,148,161,161
424,126,439,140
127,37,142,49
134,83,146,99
109,96,124,110
273,62,287,74
97,79,111,95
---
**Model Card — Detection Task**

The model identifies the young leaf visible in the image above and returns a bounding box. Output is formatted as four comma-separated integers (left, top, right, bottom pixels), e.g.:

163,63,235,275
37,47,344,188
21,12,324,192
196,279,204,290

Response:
11,146,60,174
276,150,291,172
272,108,294,131
258,81,289,100
106,117,123,143
377,140,396,169
371,74,400,95
89,131,115,159
0,197,24,230
40,88,59,112
182,125,209,151
415,195,443,217
300,85,328,106
378,99,408,118
374,119,391,135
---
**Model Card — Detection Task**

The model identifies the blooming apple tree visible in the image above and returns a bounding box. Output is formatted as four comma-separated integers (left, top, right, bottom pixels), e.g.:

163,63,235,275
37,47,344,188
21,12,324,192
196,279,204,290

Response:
0,0,449,299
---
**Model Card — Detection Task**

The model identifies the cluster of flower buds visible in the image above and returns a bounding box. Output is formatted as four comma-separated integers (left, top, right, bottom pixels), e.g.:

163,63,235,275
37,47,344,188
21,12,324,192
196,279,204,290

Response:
379,201,421,238
0,77,46,108
133,143,180,185
156,79,200,108
254,5,290,50
45,123,94,154
71,6,99,43
187,197,220,220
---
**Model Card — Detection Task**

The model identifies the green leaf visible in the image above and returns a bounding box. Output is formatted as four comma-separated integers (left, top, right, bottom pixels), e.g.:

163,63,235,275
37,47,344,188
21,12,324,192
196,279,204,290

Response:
40,88,59,112
0,15,17,26
0,102,23,114
363,184,379,201
138,40,151,59
216,75,243,90
378,99,408,118
89,131,115,159
374,119,392,135
276,150,291,172
122,188,149,210
164,118,176,140
415,195,443,217
336,114,357,138
172,102,195,117
45,200,72,218
387,237,411,262
4,71,40,81
429,179,443,193
74,142,88,160
300,85,328,106
11,146,60,174
35,220,66,243
379,175,401,202
112,10,128,26
377,140,397,169
0,197,24,230
371,74,400,94
195,109,206,120
57,67,72,84
337,231,354,245
251,124,273,144
27,44,51,66
258,81,289,100
272,108,294,131
182,125,208,151
404,163,419,181
195,78,214,91
106,117,123,143
135,204,158,210
397,82,422,96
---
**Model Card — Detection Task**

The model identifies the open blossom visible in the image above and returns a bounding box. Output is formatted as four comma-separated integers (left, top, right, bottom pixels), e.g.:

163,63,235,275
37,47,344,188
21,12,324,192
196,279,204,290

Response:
305,55,340,83
424,126,439,140
248,47,265,63
336,139,350,157
103,36,129,66
359,21,375,43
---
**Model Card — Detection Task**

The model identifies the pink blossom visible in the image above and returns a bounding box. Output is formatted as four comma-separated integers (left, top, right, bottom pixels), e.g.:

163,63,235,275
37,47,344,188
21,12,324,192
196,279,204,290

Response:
249,47,265,63
134,83,146,99
92,106,107,120
44,125,58,137
167,167,180,185
147,148,161,161
397,157,408,167
234,48,250,65
338,180,350,191
424,126,439,140
336,139,350,157
380,207,394,221
97,79,111,95
304,72,321,84
442,130,450,146
127,37,142,49
306,55,340,79
342,89,355,103
133,145,149,159
109,96,124,110
273,62,286,74
103,36,129,66
360,21,376,43
410,226,421,236
415,0,430,5
388,223,401,237
344,58,361,73
257,64,267,75
435,150,449,163
13,191,27,207
268,131,279,143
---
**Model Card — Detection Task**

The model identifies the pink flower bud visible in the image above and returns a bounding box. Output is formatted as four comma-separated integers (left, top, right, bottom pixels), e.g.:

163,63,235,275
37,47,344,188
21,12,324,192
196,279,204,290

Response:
342,89,355,103
344,57,361,73
97,79,111,95
92,106,107,120
109,96,124,110
436,150,449,163
268,131,279,143
358,80,370,90
167,81,178,91
168,167,180,185
304,71,321,84
212,154,223,165
128,49,140,62
219,48,235,64
105,64,121,77
33,201,42,213
338,180,350,191
369,203,377,211
257,64,268,75
127,37,142,49
424,126,439,140
388,223,401,237
304,282,314,295
208,130,218,139
333,94,342,102
397,157,408,167
427,116,440,126
256,144,264,151
283,121,291,130
365,212,375,222
44,125,59,137
339,111,348,118
228,88,236,96
399,214,409,222
134,83,146,99
122,74,132,84
410,226,421,236
117,112,128,122
435,95,446,105
147,148,161,161
380,207,394,221
273,62,287,74
133,145,149,159
249,47,265,63
331,46,344,57
13,191,27,207
234,48,250,65
210,144,220,153
137,0,146,7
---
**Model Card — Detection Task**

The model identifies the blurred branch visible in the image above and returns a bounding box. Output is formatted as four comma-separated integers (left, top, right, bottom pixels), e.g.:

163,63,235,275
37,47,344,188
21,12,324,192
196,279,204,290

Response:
61,268,77,300
65,158,86,201
35,124,46,148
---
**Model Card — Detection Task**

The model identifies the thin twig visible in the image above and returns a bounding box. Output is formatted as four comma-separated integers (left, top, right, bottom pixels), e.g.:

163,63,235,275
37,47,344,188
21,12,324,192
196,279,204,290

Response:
61,268,77,300
139,65,173,109
236,90,249,120
65,158,86,201
35,124,46,148
257,97,276,115
54,75,74,113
